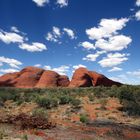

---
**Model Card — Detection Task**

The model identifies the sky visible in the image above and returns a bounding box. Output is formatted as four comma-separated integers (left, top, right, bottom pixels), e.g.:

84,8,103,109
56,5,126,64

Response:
0,0,140,85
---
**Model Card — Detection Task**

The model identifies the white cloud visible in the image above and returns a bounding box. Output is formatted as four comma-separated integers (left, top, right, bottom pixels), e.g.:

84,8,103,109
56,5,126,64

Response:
56,0,68,7
34,64,42,67
135,10,140,21
0,30,24,44
11,26,20,33
109,76,122,82
32,0,49,7
52,65,70,75
86,18,129,40
0,63,3,67
19,42,47,52
95,35,132,51
73,64,86,70
98,53,129,68
108,67,122,72
0,68,18,73
53,26,61,37
46,27,61,43
127,69,140,77
80,41,95,50
44,65,69,75
83,51,106,62
44,65,52,70
46,32,58,42
0,56,22,69
46,27,76,43
136,0,140,6
63,28,76,39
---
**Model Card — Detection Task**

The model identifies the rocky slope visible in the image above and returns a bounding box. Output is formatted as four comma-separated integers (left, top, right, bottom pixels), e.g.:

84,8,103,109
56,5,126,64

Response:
0,66,121,88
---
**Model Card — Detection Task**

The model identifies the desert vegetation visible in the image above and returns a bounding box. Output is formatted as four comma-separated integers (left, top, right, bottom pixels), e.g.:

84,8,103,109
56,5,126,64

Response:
0,85,140,139
0,85,139,115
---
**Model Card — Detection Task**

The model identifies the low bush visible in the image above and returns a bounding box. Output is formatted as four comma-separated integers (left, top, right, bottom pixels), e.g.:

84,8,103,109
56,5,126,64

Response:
59,95,72,105
36,96,58,109
80,114,89,123
32,108,48,119
70,98,81,108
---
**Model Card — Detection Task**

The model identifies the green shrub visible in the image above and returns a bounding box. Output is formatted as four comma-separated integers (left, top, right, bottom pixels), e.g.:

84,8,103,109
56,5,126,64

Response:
70,98,81,108
36,96,58,109
80,114,89,123
88,94,94,102
59,95,72,104
32,108,48,119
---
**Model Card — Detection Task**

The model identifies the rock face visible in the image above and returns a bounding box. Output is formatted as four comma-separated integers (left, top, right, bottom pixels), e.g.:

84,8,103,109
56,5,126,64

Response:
0,66,121,88
69,68,93,87
69,68,122,87
11,67,44,88
88,71,121,87
0,72,20,87
36,71,70,88
58,75,70,87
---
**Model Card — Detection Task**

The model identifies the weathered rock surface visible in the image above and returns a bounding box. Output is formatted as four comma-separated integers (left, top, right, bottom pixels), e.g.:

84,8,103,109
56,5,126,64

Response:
0,66,121,88
88,71,122,87
69,68,122,87
0,72,20,87
11,67,44,88
69,68,93,87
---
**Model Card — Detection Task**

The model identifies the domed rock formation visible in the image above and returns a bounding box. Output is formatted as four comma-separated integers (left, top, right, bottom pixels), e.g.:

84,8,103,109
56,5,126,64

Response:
69,67,122,87
88,71,122,87
69,68,93,87
36,70,59,88
0,72,20,87
0,66,121,88
36,71,70,88
11,67,44,88
58,75,70,87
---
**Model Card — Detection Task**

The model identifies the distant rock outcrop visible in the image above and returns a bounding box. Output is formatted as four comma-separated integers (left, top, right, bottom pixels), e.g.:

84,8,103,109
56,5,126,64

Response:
11,67,44,88
0,72,20,87
69,68,93,87
0,66,122,88
69,68,122,87
36,71,70,88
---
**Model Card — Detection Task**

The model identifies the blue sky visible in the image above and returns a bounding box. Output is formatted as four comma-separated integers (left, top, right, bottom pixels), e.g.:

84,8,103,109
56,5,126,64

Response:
0,0,140,84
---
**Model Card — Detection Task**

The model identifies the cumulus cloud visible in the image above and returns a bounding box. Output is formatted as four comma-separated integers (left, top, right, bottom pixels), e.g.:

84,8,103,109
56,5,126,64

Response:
0,28,47,52
46,27,76,43
0,63,3,67
80,41,95,50
53,26,61,37
83,51,106,62
0,56,22,69
0,68,18,73
108,67,122,72
73,64,86,70
32,0,49,7
34,64,42,67
127,69,140,78
44,65,70,75
46,26,61,42
98,53,129,68
95,35,132,51
46,32,58,42
135,10,140,21
63,28,76,39
56,0,68,7
0,30,24,44
19,42,47,52
136,0,140,6
11,26,20,33
44,65,52,70
86,18,129,40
